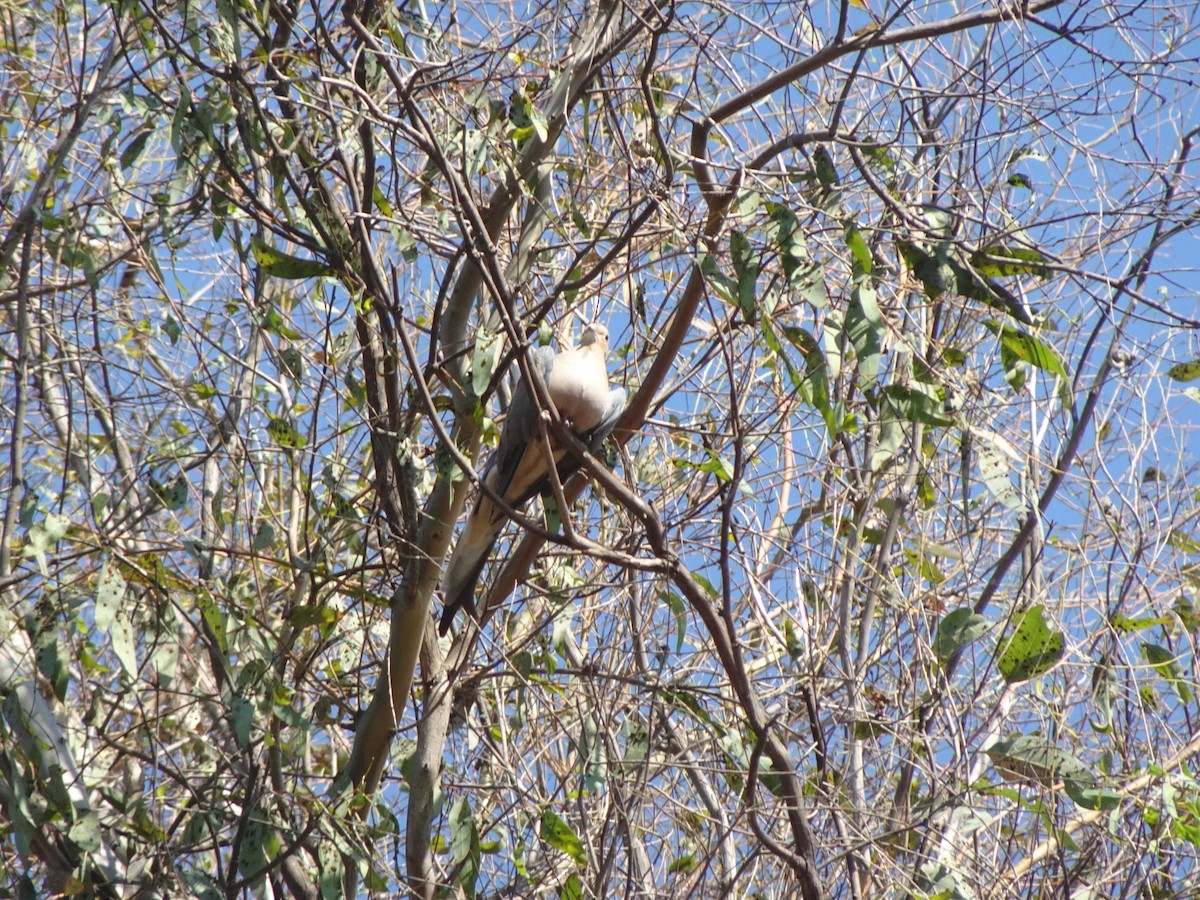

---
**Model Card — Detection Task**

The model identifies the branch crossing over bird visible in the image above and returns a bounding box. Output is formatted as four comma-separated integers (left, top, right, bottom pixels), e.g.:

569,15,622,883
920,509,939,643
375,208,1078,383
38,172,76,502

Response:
439,322,625,634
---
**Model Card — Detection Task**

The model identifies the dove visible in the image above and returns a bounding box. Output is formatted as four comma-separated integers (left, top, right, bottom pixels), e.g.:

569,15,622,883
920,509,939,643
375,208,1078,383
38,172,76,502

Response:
439,323,624,633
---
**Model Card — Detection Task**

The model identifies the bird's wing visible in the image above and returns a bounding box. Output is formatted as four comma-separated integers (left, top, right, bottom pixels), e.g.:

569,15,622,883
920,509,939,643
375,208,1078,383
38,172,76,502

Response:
495,382,626,519
439,337,624,634
439,344,555,629
486,344,558,502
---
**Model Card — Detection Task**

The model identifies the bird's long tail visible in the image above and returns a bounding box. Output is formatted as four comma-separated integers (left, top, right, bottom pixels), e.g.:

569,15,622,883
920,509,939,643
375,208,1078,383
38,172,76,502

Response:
438,499,504,635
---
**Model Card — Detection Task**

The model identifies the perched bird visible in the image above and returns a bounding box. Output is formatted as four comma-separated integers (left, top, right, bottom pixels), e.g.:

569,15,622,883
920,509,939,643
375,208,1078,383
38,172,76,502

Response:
439,323,625,634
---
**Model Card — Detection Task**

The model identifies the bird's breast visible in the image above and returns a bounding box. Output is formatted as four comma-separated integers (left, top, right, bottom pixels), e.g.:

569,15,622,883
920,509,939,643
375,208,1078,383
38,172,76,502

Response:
548,357,609,433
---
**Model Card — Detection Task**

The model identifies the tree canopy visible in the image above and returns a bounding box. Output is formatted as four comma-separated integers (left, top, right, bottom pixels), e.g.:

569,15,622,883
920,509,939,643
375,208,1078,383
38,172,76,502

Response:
3,0,1200,897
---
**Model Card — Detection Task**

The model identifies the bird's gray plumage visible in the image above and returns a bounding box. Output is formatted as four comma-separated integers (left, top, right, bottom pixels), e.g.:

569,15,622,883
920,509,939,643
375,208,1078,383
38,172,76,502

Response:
439,324,624,634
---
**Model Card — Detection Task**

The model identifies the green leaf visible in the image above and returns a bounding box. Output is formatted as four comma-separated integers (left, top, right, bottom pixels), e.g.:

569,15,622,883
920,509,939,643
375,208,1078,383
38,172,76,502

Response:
717,729,747,793
33,629,68,700
319,840,345,900
901,241,956,301
910,550,948,583
699,449,734,482
869,413,904,472
843,223,872,276
975,432,1024,511
730,229,758,323
199,593,228,655
471,329,503,400
151,638,179,685
1175,596,1200,632
916,863,972,900
699,252,740,312
782,325,837,438
917,472,936,508
163,314,182,345
668,854,698,874
813,145,839,190
986,735,1091,788
344,371,366,409
119,129,152,170
251,236,331,279
539,809,587,866
581,714,607,792
860,140,895,172
560,873,584,900
252,522,275,552
764,202,827,307
255,305,302,341
957,267,1032,324
985,321,1068,382
23,513,71,575
934,608,991,665
846,281,882,382
267,417,307,449
94,560,127,632
900,242,1032,322
529,106,549,142
673,449,734,482
758,316,789,375
449,797,481,899
661,686,716,728
970,247,1050,278
278,347,304,382
621,718,650,773
150,475,189,511
881,383,955,427
660,590,686,653
231,692,254,750
1168,529,1200,553
1167,361,1200,382
236,819,269,882
170,85,192,154
1141,643,1193,702
66,810,103,854
1110,613,1172,634
110,611,139,678
997,605,1065,683
1063,779,1123,811
180,868,223,900
291,605,340,632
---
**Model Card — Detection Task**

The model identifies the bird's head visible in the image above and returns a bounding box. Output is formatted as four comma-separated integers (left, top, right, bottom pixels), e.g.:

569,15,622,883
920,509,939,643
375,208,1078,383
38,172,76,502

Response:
579,322,609,354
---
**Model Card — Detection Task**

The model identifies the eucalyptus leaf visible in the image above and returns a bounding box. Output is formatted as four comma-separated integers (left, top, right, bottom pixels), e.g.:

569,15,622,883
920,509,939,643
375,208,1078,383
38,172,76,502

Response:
997,605,1065,683
251,236,331,279
540,809,587,866
934,608,991,665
